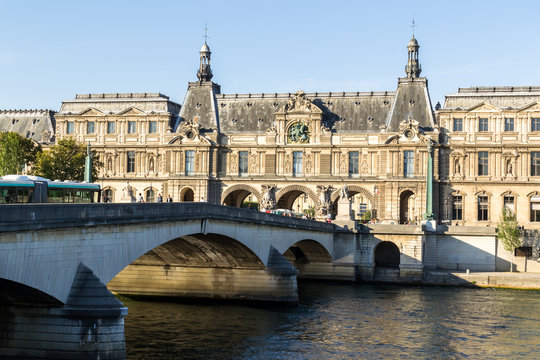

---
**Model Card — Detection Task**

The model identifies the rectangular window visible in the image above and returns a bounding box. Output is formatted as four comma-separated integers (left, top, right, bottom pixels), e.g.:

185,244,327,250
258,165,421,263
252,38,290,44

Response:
239,151,249,176
148,121,157,134
478,151,489,176
504,118,514,132
348,151,359,176
126,151,135,173
185,150,195,175
66,121,74,134
504,195,515,214
107,121,116,134
531,196,540,222
532,152,540,176
532,118,540,132
453,118,463,132
403,150,414,178
478,195,489,221
292,151,303,177
128,121,136,134
87,121,95,134
452,195,463,220
478,118,489,132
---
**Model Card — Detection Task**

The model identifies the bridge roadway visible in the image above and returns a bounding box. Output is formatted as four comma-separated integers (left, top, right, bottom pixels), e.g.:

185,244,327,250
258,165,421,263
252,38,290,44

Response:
0,203,355,359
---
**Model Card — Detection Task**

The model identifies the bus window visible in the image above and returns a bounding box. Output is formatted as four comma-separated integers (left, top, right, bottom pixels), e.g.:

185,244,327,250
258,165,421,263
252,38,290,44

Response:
64,189,75,203
47,189,64,203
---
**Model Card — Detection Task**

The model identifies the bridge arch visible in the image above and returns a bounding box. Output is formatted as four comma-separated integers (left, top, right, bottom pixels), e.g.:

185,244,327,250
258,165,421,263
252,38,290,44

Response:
275,185,317,210
283,239,333,264
374,241,400,268
221,184,262,207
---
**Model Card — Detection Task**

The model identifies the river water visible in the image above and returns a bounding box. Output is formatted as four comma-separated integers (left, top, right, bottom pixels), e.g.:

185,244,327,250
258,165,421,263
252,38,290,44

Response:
122,282,540,359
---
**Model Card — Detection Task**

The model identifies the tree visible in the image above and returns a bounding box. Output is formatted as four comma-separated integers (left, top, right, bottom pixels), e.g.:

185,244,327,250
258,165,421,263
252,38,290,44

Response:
496,208,522,272
34,138,102,181
0,131,41,176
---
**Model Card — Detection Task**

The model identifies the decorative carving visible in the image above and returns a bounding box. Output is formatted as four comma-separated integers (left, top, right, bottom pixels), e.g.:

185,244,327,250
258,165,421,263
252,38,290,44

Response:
502,151,518,177
305,153,312,174
284,153,292,173
284,91,313,112
340,153,348,173
361,154,369,174
260,185,276,210
179,119,202,140
230,153,238,173
287,121,310,143
316,185,332,216
249,153,257,173
41,130,51,143
399,116,420,140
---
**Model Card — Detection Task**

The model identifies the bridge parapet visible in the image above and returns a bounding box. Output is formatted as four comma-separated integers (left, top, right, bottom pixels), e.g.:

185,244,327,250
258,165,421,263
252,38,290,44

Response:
0,203,334,233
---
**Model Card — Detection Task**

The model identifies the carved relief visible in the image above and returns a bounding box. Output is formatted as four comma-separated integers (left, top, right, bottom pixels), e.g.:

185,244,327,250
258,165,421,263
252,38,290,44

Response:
179,118,202,140
284,91,313,112
284,153,292,173
249,153,258,173
361,153,369,174
340,153,348,173
230,153,238,173
399,116,420,139
260,185,276,210
287,121,310,143
305,153,312,174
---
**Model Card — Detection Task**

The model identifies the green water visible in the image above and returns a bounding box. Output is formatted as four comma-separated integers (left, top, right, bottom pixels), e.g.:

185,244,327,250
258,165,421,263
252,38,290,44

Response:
123,283,540,359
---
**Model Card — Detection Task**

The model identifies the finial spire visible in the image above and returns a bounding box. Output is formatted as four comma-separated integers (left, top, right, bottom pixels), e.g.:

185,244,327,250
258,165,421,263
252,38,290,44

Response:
410,19,416,36
405,29,421,79
204,22,209,43
197,24,213,82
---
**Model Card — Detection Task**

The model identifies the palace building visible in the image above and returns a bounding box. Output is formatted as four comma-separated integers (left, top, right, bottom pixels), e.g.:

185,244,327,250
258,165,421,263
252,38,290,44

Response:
4,36,540,234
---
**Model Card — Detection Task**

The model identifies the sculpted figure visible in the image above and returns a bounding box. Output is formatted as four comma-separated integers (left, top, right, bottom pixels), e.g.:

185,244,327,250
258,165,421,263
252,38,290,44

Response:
260,185,276,210
316,185,331,216
506,159,513,175
340,185,349,200
454,159,460,176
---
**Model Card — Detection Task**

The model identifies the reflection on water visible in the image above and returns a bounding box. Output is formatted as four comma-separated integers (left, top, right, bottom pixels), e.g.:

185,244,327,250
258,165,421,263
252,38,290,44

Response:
123,283,540,359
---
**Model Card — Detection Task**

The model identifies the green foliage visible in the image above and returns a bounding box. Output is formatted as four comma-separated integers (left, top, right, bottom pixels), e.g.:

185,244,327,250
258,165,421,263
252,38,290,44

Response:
34,138,102,181
0,131,41,176
496,208,522,252
360,209,372,222
241,201,259,210
303,206,315,218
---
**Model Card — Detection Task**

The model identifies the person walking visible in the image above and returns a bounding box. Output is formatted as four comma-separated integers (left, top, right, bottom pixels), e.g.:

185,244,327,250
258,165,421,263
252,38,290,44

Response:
157,193,163,202
166,194,173,203
137,193,144,203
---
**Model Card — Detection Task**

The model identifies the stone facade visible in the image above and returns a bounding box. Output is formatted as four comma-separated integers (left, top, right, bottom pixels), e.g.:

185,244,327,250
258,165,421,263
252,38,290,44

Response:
52,37,440,225
6,37,540,236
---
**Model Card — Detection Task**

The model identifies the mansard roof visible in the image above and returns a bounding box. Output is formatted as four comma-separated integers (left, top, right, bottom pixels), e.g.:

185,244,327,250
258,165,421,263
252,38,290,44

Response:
215,91,395,134
444,86,540,110
0,109,56,144
58,93,181,116
178,82,435,135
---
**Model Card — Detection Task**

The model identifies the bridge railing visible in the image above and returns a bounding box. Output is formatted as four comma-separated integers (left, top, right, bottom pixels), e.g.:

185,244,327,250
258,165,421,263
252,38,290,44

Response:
0,203,334,233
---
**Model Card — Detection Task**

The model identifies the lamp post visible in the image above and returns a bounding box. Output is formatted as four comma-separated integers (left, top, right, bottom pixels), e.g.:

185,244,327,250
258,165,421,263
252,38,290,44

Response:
423,138,434,220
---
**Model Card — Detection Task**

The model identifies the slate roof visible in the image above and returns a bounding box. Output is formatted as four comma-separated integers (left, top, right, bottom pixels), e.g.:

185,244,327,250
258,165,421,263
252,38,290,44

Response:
0,109,55,144
178,78,435,134
444,86,540,109
58,93,181,116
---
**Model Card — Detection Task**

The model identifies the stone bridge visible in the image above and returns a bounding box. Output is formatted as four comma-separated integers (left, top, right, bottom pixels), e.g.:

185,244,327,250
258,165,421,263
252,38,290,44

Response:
0,203,355,359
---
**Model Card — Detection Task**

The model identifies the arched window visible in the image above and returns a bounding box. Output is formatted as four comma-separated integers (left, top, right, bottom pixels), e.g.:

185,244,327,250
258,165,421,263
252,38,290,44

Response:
146,188,155,203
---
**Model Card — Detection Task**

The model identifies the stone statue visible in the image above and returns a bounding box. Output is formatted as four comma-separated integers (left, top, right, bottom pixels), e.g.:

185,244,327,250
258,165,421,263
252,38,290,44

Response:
340,185,349,200
260,185,276,210
454,159,460,176
506,159,513,175
316,185,331,216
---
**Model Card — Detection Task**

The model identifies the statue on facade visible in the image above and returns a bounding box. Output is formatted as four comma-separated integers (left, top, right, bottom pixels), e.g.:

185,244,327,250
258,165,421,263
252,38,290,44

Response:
506,159,513,176
260,185,276,210
316,185,331,216
340,185,350,200
454,159,461,176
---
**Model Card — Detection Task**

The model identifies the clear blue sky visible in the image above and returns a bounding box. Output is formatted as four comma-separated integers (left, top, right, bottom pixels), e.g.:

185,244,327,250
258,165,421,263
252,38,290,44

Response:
1,0,540,110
